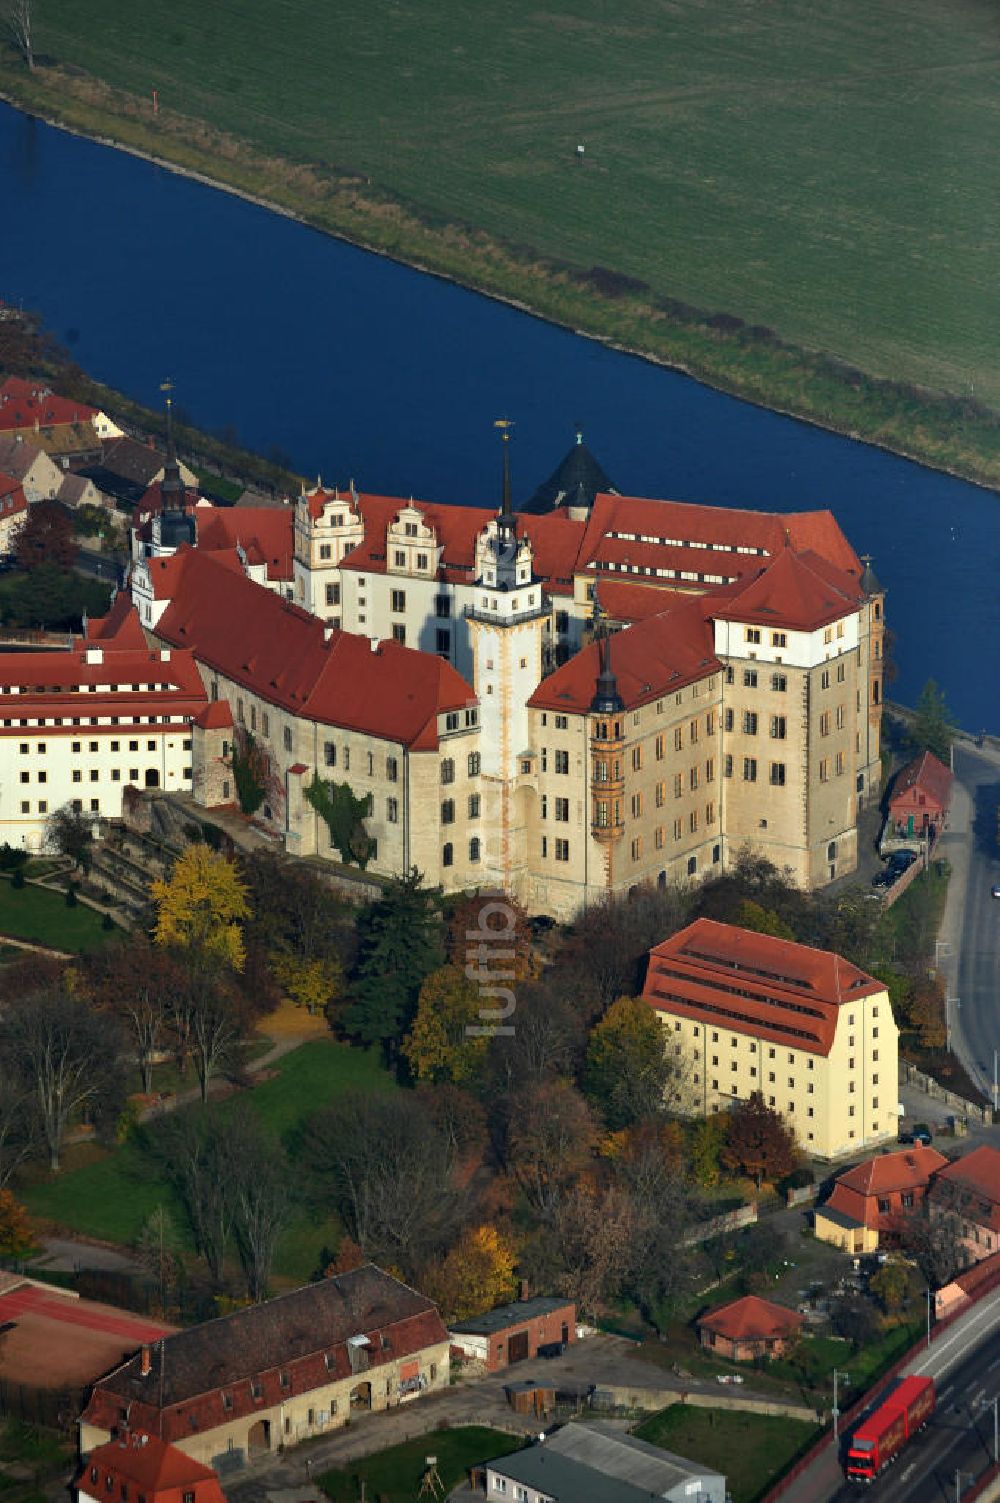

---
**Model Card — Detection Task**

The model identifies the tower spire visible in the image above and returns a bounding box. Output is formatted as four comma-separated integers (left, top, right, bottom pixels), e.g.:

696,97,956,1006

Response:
159,378,185,506
494,417,516,542
590,582,624,712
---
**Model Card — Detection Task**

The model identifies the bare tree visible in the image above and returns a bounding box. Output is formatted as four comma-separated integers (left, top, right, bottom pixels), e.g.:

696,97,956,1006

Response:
231,1117,290,1302
0,1072,36,1188
2,989,122,1171
189,979,241,1102
301,1091,460,1275
6,0,33,72
155,1108,236,1286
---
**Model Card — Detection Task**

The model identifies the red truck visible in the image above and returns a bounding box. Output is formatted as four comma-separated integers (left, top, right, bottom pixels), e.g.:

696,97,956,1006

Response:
845,1375,936,1482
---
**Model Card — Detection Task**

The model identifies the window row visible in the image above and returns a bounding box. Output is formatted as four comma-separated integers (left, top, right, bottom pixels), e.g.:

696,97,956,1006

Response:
442,753,481,783
725,667,788,692
440,795,481,823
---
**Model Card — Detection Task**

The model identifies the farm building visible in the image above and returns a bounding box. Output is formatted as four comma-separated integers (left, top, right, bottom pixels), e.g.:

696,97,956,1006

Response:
80,1264,449,1470
449,1295,576,1372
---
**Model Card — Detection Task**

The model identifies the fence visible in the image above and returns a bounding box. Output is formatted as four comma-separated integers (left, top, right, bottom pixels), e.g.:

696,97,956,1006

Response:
682,1202,758,1246
900,1060,993,1125
0,1376,83,1430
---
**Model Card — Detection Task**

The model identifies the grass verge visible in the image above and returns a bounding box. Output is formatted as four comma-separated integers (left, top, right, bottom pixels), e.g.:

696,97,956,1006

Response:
319,1427,522,1503
0,879,113,952
20,1037,394,1284
635,1406,819,1503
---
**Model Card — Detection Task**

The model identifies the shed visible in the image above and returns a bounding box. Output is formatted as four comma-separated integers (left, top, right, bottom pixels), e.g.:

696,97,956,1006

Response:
697,1294,805,1361
449,1294,575,1372
889,750,953,838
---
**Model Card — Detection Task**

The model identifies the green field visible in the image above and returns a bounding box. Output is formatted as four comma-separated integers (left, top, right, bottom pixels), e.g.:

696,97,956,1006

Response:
15,0,1000,422
22,1037,394,1284
0,880,114,952
320,1428,522,1503
635,1406,818,1503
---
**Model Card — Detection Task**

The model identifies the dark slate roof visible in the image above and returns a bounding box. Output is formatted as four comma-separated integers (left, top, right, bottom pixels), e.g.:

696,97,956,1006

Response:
520,432,617,516
450,1295,573,1336
488,1423,724,1502
83,1264,447,1439
101,437,169,486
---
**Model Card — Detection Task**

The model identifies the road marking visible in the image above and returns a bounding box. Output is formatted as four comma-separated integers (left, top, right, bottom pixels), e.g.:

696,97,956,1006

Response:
940,1385,954,1401
900,1463,916,1482
988,1358,1000,1373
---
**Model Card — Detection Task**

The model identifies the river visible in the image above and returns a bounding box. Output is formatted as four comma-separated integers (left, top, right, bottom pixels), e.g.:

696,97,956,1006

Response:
1,101,996,728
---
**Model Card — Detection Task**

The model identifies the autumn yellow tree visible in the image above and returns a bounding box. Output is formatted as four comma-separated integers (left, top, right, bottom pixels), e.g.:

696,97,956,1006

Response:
270,952,342,1014
403,965,490,1084
421,1223,518,1322
152,846,250,972
0,1190,35,1259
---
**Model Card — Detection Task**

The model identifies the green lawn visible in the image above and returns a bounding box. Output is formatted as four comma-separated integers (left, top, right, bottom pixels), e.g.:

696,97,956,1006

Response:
21,1038,393,1283
0,880,114,952
319,1427,522,1503
19,0,1000,411
636,1406,818,1503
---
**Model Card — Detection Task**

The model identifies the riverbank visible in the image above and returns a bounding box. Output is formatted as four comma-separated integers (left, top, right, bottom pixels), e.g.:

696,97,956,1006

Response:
4,59,1000,494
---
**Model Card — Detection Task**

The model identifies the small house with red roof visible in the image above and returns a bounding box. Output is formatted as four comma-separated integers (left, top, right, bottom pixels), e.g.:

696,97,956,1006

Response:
929,1146,1000,1263
697,1295,805,1361
642,919,898,1159
889,750,953,840
814,1145,948,1253
76,1435,226,1503
80,1264,449,1469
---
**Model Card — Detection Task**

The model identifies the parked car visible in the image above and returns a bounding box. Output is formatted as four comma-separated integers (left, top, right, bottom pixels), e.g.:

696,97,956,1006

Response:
991,883,1000,899
912,1122,934,1145
538,1341,565,1359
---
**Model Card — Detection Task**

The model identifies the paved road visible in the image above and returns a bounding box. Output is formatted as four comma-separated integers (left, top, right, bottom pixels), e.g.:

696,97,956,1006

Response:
780,1288,1000,1503
946,744,1000,1105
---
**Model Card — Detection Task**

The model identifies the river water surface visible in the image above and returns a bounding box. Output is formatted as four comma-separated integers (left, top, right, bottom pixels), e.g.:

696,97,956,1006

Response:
0,102,996,727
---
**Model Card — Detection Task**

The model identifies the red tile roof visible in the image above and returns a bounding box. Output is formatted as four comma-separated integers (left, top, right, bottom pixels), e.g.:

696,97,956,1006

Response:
822,1146,947,1229
698,1295,804,1342
529,595,718,714
194,700,233,731
0,375,98,431
0,609,207,736
714,547,864,632
579,494,862,585
79,1435,226,1503
0,469,26,513
642,918,883,1057
81,1264,447,1447
150,548,474,749
934,1147,1000,1227
87,594,148,647
889,750,954,815
195,507,295,583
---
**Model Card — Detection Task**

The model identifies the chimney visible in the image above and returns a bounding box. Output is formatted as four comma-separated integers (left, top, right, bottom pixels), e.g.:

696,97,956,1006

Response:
370,637,380,654
140,1345,151,1378
519,1279,529,1302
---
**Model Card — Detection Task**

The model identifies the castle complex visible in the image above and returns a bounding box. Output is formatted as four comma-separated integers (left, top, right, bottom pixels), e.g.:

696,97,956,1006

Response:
123,433,885,919
0,430,882,920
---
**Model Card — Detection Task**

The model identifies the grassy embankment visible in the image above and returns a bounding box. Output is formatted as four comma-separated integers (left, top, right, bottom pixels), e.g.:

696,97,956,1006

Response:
636,1407,818,1503
0,878,113,952
5,1,1000,485
21,1036,394,1286
319,1429,522,1503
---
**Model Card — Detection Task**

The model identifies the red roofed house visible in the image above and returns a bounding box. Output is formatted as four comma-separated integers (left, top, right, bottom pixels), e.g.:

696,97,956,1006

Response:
0,599,208,850
0,375,123,443
929,1146,1000,1264
80,1264,449,1469
643,919,899,1158
77,1435,226,1503
889,750,953,840
697,1295,805,1361
814,1145,948,1254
